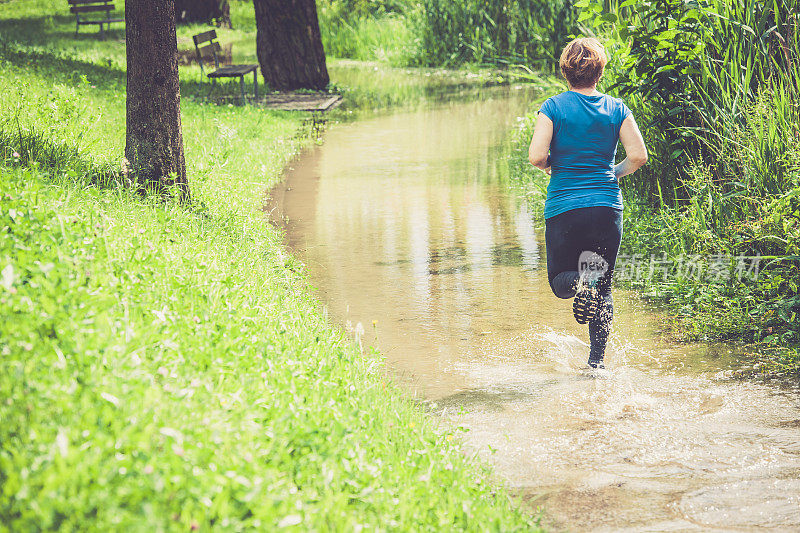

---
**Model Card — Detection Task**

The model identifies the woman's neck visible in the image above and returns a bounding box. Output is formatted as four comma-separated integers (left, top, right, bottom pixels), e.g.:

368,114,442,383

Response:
569,85,601,96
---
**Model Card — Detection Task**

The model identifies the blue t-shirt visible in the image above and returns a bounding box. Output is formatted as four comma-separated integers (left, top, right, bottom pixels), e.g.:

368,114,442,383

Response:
538,91,631,219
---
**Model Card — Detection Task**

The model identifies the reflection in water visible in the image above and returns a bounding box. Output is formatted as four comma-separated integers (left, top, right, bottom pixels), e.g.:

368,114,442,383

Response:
269,90,541,397
267,83,800,531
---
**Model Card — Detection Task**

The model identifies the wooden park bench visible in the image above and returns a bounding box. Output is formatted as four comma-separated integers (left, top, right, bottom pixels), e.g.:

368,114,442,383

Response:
67,0,123,39
193,30,259,103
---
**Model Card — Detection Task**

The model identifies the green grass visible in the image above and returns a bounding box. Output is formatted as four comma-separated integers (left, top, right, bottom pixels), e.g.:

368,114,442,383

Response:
0,1,540,530
317,0,579,70
319,11,419,67
1,167,535,530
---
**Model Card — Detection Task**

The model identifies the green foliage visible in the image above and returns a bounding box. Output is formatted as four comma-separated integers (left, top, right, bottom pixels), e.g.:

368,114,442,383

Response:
579,0,707,203
318,0,580,69
551,0,800,373
416,0,578,68
317,0,420,66
318,0,413,18
319,11,419,66
580,0,800,206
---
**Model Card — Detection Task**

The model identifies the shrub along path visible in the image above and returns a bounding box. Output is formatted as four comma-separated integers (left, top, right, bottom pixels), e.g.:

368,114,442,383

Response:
0,3,538,530
509,101,800,376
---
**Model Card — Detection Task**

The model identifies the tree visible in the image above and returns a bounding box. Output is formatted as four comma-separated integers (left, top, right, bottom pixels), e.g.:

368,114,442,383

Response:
125,0,188,198
174,0,231,28
252,0,330,91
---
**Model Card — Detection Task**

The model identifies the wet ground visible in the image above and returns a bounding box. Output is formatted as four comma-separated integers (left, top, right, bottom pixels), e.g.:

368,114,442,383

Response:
267,75,800,531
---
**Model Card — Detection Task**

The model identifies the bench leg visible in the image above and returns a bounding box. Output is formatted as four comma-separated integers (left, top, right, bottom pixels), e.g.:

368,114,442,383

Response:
254,70,259,100
240,75,245,104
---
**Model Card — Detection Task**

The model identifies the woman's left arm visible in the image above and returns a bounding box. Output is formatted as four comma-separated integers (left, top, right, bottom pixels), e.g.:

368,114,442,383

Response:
528,113,553,174
615,114,648,178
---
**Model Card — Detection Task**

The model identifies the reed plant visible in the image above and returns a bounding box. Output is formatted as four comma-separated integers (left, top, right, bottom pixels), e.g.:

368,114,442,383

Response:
317,0,419,65
581,0,800,206
415,0,578,68
571,0,800,370
510,0,800,372
319,10,418,66
588,0,800,252
317,0,580,69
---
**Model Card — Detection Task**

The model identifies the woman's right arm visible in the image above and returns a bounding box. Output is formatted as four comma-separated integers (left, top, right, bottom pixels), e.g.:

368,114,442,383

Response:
528,112,553,172
615,115,648,178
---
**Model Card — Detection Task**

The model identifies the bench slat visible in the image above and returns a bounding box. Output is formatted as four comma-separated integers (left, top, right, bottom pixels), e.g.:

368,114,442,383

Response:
208,65,259,77
68,0,112,4
71,5,114,13
198,42,222,59
76,19,111,25
76,19,123,24
193,30,217,46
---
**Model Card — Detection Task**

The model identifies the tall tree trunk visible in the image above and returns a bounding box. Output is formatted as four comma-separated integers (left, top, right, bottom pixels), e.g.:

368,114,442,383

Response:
174,0,231,28
253,0,330,91
125,0,188,198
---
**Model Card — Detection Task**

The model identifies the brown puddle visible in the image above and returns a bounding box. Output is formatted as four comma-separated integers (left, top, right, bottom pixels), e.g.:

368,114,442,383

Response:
267,81,800,531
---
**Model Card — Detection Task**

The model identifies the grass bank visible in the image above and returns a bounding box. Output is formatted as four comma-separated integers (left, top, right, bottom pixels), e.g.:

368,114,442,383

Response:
0,2,539,530
596,0,800,376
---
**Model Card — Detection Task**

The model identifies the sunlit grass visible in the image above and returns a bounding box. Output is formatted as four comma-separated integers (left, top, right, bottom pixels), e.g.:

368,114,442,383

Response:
0,0,541,529
2,164,540,529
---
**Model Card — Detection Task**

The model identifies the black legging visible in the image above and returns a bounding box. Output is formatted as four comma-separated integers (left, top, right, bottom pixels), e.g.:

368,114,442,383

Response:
544,206,623,360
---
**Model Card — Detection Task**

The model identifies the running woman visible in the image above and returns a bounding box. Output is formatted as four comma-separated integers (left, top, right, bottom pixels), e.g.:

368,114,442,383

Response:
528,38,648,369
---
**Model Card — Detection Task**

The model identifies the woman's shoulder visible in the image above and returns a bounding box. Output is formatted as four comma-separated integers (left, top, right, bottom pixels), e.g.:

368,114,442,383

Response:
539,93,565,117
594,92,624,104
551,90,620,104
602,93,630,109
549,91,575,102
541,91,576,112
542,91,630,117
596,93,632,119
607,94,632,118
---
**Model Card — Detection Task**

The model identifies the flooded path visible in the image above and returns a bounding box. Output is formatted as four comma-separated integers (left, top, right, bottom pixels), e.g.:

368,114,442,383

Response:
267,79,800,531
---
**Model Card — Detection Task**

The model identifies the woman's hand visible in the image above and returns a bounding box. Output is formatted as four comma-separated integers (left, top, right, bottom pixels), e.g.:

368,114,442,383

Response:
528,112,553,171
615,115,648,178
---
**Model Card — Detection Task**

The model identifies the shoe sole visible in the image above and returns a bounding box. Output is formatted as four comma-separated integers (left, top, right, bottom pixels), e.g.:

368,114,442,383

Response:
573,287,600,324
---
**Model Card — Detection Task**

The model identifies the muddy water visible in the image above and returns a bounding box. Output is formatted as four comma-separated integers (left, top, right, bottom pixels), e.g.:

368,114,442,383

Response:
267,84,800,531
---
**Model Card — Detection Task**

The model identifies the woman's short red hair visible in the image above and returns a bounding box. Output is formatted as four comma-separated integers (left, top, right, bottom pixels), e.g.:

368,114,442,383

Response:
559,38,608,88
